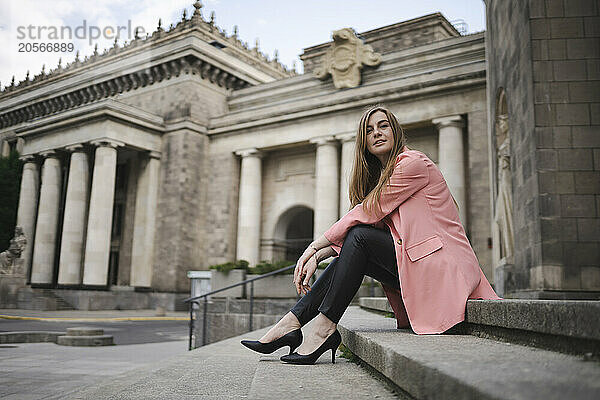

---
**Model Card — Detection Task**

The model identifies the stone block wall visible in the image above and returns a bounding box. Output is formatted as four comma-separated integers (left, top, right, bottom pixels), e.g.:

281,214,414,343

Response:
204,151,240,267
467,110,493,278
486,0,539,293
529,0,600,293
153,129,208,293
117,77,228,124
486,0,600,296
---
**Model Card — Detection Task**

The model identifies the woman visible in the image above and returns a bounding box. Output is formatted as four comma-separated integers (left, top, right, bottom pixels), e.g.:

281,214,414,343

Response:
241,105,501,365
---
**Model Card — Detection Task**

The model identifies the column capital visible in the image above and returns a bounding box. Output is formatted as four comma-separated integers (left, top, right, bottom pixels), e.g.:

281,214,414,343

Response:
235,148,264,158
310,135,338,146
432,115,464,129
38,150,59,159
19,154,37,163
64,143,86,152
148,151,161,160
89,139,124,149
335,132,356,143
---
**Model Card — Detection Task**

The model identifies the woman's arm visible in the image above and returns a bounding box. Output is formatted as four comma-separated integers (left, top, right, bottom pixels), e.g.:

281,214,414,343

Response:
324,152,430,248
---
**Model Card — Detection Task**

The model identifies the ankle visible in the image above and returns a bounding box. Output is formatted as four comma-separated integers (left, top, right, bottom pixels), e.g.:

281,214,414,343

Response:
312,314,336,337
279,312,301,331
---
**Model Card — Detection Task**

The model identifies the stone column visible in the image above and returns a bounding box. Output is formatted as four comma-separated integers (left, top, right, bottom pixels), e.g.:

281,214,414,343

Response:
82,140,122,286
130,152,161,287
57,145,90,285
1,140,10,157
311,136,339,238
30,151,62,285
235,148,263,267
433,115,467,225
337,133,356,216
16,155,40,276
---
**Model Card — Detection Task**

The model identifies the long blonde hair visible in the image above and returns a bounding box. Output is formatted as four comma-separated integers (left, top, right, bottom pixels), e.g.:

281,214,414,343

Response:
349,105,406,215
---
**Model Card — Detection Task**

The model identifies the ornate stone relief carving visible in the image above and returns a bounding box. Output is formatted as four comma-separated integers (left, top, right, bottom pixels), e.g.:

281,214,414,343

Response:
0,227,26,276
314,28,382,89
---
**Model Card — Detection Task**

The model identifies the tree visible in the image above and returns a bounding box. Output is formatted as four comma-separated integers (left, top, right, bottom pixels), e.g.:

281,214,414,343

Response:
0,151,23,252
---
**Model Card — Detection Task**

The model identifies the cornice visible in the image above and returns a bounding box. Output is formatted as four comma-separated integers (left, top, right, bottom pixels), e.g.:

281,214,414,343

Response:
0,53,247,130
0,1,294,100
208,71,486,135
14,99,165,137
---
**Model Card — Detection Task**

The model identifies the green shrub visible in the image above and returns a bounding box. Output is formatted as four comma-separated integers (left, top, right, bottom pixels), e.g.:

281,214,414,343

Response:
208,259,249,274
318,261,330,269
248,260,295,275
0,150,23,252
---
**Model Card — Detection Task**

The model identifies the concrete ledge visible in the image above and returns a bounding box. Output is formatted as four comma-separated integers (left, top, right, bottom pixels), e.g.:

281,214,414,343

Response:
0,331,62,344
360,297,600,340
65,327,105,336
339,306,600,400
57,335,114,346
359,297,393,314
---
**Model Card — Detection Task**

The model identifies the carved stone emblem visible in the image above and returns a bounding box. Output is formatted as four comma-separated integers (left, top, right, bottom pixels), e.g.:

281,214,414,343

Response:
314,28,382,89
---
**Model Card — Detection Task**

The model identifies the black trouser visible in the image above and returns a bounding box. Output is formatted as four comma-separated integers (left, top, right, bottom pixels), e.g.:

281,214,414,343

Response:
290,224,400,325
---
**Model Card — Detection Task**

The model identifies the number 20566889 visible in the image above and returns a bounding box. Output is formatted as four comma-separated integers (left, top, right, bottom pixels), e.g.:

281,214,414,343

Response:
18,42,74,52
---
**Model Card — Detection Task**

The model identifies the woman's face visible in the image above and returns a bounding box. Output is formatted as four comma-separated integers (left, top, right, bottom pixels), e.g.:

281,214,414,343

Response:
366,110,394,163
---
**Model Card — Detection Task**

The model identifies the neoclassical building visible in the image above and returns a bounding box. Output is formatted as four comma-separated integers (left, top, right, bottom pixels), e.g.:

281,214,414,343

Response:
4,1,593,310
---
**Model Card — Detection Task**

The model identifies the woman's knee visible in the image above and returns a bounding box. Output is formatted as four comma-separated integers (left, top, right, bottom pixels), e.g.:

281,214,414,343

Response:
346,225,373,246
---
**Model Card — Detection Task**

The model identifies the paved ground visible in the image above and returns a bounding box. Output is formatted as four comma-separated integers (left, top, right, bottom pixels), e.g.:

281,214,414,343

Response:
0,309,191,399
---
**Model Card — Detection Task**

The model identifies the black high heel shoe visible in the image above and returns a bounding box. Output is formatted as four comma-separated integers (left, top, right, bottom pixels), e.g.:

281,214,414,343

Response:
241,328,303,355
280,329,341,365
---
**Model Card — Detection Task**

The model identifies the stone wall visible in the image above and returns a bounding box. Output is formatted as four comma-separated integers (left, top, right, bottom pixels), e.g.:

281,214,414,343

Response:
467,109,493,278
486,0,538,294
529,0,600,293
153,129,208,292
117,77,228,124
204,151,240,267
486,0,600,296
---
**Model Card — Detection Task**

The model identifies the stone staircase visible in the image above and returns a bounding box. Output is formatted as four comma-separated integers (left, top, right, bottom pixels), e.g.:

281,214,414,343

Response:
61,298,600,399
62,324,400,400
340,299,600,399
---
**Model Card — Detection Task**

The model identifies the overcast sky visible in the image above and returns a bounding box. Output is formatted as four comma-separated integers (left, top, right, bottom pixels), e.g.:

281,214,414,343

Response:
0,0,486,89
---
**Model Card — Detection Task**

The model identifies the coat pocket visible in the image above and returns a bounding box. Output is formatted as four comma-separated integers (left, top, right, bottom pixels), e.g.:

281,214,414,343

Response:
406,235,443,262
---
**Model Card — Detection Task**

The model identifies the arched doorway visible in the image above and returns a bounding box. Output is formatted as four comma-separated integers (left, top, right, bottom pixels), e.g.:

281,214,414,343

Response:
272,206,314,262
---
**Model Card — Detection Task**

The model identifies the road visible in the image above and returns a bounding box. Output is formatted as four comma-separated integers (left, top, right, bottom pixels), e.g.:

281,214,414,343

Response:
0,315,192,399
0,318,189,344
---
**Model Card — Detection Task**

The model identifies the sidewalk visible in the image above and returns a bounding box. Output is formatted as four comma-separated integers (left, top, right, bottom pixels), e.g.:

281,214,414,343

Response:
0,308,190,321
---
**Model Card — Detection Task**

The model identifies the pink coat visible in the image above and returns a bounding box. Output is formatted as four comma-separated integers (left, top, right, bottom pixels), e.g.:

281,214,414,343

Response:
324,148,501,334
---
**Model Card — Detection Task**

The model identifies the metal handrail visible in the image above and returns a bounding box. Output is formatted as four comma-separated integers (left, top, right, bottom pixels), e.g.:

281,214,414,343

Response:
183,264,296,350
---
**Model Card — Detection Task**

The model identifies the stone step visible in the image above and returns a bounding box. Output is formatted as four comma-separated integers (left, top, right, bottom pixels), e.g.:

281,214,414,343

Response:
359,297,600,355
247,323,399,399
63,324,399,399
338,306,600,400
65,327,105,336
56,334,114,346
62,326,269,399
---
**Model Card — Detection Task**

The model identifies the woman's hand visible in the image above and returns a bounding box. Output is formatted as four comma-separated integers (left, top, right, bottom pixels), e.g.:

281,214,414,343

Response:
300,255,319,294
294,244,318,294
293,235,333,295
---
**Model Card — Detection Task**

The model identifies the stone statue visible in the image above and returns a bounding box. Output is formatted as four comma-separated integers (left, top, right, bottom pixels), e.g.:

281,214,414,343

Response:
314,28,382,89
494,135,514,262
0,227,27,276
